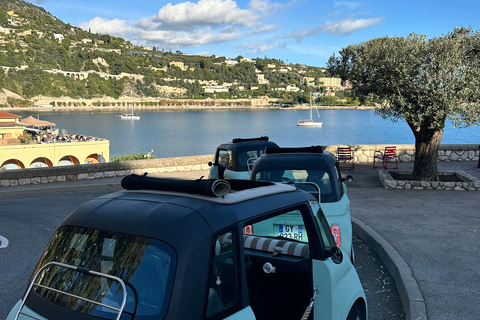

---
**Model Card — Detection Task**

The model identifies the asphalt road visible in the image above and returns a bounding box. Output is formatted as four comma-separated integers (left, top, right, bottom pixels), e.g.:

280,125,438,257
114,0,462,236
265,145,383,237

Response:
0,188,404,320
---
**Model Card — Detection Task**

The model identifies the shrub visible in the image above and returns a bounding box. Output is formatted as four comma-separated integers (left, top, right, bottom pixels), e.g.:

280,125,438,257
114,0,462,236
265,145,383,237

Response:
18,132,33,144
110,152,156,162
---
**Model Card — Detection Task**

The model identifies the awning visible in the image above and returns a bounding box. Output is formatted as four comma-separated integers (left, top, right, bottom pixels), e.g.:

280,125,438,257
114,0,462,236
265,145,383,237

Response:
19,116,56,127
23,127,42,133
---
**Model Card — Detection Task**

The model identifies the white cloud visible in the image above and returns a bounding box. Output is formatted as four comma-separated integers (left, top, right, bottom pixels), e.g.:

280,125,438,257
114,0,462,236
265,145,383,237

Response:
240,41,286,54
252,24,280,34
76,0,298,49
286,17,383,40
131,27,242,47
333,1,363,10
78,17,132,36
323,17,382,35
136,0,258,31
248,0,300,15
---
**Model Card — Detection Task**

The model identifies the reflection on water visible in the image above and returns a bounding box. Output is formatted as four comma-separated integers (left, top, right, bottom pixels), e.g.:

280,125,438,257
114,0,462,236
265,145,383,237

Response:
15,109,480,158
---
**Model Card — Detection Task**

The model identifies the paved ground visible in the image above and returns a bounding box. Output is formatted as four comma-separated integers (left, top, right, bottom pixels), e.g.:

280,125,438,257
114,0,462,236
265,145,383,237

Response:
1,160,479,320
346,161,480,320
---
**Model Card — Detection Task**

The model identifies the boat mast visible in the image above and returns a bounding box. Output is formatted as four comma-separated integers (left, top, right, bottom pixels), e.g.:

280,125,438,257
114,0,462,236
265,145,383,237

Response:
310,92,313,121
131,90,134,115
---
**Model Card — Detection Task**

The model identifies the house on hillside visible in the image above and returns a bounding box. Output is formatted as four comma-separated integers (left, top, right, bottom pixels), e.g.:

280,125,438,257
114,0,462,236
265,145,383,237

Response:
169,61,186,70
54,33,64,42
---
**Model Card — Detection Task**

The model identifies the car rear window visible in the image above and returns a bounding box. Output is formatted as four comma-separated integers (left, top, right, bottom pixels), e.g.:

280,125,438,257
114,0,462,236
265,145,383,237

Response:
255,169,333,196
30,226,176,320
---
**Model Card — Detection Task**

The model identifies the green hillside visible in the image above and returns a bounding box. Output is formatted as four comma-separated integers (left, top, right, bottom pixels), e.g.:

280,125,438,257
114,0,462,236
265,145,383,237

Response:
0,0,355,107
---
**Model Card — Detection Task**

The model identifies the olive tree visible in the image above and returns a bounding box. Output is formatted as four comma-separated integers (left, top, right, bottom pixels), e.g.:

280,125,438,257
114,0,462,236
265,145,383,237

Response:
327,27,480,181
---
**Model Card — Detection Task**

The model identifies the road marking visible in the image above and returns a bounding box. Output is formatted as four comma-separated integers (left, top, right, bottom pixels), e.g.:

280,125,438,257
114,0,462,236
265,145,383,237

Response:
0,235,9,248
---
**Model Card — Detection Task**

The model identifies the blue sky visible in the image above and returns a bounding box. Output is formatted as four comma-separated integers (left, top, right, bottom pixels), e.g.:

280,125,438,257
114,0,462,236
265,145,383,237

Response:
30,0,480,67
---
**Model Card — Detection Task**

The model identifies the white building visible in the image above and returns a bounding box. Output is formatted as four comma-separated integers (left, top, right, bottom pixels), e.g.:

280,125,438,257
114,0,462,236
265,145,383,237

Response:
54,33,64,43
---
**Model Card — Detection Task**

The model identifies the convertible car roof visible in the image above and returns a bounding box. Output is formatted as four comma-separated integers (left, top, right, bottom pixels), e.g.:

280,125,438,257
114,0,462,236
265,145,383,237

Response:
61,179,313,243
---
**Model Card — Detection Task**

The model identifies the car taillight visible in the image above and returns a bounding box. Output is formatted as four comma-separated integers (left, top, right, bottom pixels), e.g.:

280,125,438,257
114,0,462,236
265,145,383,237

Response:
244,225,253,235
330,224,340,247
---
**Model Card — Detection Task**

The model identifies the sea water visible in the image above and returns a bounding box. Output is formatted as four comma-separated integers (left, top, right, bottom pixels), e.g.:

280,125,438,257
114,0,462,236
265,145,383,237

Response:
15,109,479,158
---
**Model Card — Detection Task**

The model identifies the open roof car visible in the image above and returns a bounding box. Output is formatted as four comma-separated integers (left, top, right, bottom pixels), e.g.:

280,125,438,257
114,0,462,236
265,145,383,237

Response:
7,175,366,320
207,136,279,180
250,146,355,263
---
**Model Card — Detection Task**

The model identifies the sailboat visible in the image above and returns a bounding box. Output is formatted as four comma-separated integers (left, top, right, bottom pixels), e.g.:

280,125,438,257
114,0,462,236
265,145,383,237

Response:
120,91,140,120
297,93,322,127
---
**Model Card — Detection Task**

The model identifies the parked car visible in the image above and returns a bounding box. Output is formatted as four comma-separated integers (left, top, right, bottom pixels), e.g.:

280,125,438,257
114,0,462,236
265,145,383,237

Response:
207,136,279,180
7,174,366,320
250,146,355,263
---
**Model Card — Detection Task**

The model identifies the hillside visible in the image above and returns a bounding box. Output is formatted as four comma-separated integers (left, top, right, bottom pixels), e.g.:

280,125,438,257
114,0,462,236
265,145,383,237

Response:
0,0,358,108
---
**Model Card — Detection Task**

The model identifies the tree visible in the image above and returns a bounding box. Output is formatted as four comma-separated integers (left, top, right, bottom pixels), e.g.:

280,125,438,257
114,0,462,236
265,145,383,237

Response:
327,27,480,181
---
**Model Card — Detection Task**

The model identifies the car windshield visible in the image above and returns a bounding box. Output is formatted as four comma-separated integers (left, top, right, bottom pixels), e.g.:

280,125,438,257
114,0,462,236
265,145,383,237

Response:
30,226,175,320
237,149,267,171
255,169,333,196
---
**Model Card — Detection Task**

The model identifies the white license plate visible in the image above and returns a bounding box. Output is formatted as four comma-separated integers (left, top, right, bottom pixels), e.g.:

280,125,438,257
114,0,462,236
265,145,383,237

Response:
278,224,304,241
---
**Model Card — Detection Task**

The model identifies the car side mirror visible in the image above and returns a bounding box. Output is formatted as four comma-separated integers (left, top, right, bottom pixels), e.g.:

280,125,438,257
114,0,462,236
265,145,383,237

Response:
208,161,213,167
329,246,343,264
342,175,353,183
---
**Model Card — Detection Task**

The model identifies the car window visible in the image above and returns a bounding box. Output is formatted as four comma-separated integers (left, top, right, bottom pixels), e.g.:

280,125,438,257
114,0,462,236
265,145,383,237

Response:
206,231,241,319
246,209,309,243
255,169,333,195
309,201,336,250
236,149,266,171
216,149,229,167
31,226,175,320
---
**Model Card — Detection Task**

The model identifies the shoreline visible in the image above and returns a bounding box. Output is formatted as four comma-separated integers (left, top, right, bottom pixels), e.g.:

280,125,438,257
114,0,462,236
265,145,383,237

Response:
1,104,375,113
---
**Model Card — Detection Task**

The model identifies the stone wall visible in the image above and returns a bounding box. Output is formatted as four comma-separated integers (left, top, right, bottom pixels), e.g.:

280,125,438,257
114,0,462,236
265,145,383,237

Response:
1,144,479,188
0,155,213,187
326,144,479,163
379,170,480,191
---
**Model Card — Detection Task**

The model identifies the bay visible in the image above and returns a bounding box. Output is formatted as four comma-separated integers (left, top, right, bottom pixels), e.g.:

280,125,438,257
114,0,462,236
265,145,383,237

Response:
15,109,479,159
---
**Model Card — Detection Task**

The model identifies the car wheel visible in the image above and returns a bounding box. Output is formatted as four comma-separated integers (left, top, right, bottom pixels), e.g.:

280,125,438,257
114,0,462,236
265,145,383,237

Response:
346,302,366,320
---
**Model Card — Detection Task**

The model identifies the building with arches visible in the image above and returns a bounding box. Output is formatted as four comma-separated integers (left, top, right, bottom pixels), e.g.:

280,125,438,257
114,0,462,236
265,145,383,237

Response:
0,112,109,170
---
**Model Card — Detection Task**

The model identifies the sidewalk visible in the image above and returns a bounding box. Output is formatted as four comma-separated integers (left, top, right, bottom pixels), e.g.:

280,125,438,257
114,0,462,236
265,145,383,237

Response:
346,161,480,320
1,161,479,320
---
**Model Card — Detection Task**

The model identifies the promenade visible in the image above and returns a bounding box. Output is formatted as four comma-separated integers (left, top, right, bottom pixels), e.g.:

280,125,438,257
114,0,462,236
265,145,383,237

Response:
1,160,479,320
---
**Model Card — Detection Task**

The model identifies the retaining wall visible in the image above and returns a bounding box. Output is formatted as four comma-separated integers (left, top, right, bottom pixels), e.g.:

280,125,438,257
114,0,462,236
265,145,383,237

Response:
326,144,479,163
1,144,479,188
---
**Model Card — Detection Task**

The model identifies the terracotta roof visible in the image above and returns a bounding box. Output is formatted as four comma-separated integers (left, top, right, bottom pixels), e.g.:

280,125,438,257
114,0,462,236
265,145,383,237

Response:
0,111,22,119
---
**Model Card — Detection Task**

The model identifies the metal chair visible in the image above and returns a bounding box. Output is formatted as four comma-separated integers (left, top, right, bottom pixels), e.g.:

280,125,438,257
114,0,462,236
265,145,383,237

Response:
337,147,355,171
373,146,398,170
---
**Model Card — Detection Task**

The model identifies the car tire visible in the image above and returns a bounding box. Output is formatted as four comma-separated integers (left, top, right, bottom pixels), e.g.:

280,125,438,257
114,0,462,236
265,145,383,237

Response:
346,302,366,320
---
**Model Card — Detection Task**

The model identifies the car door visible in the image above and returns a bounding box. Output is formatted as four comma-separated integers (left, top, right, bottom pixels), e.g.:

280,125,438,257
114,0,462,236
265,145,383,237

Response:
241,202,364,320
308,201,366,320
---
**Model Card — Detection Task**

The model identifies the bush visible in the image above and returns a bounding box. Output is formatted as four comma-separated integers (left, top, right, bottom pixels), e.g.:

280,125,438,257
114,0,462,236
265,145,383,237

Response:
110,152,156,162
18,132,33,144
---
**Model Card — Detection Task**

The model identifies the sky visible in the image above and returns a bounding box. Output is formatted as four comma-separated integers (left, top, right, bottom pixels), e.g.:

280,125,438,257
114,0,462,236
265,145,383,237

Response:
29,0,480,67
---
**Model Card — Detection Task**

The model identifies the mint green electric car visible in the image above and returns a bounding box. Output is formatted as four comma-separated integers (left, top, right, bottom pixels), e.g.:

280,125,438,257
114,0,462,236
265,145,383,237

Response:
7,176,366,320
250,146,355,263
208,137,279,180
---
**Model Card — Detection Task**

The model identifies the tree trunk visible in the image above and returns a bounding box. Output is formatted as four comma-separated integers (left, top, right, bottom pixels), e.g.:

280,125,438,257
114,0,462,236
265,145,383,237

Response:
412,126,444,181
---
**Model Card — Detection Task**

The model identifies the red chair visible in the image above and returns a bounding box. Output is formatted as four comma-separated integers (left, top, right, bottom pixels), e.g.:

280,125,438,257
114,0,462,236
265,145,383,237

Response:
373,146,398,170
337,147,355,171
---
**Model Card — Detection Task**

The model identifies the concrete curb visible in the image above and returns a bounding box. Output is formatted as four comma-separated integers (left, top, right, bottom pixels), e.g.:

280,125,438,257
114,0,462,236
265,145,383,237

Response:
352,216,427,320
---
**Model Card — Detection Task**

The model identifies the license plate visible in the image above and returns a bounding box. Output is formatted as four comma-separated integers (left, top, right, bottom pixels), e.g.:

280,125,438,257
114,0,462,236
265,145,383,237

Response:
278,224,304,241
